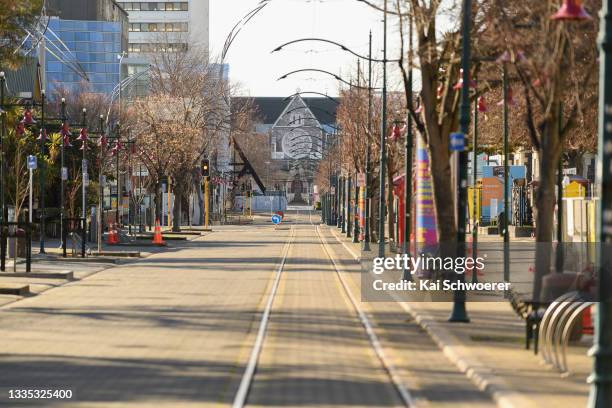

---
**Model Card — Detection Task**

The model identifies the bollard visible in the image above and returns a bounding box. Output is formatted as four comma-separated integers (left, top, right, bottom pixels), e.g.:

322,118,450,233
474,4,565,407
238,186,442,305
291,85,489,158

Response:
0,226,6,272
81,218,86,258
62,221,67,258
26,223,31,273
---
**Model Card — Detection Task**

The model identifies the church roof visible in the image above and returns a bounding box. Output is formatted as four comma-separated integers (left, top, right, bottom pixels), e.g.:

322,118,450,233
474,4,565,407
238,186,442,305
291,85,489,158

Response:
232,96,338,125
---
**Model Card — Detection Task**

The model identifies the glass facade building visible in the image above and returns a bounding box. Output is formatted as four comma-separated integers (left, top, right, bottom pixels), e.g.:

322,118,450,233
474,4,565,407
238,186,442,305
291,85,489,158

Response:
46,17,122,95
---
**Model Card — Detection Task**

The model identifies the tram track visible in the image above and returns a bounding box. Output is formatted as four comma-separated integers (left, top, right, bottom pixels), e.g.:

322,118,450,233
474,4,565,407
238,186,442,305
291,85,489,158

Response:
231,212,415,407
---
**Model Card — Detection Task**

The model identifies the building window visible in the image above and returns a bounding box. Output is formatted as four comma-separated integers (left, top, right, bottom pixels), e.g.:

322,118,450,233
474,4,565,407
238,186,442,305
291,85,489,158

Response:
119,2,188,12
129,42,188,53
129,22,188,32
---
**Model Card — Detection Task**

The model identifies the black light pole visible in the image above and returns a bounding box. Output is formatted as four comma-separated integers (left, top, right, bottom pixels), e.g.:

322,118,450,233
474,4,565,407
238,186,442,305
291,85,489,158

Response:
97,115,105,253
115,123,120,225
471,94,479,283
340,175,345,230
60,98,67,246
402,15,414,282
0,72,4,226
128,131,132,235
39,90,46,253
364,31,373,251
81,108,87,239
346,175,352,238
556,149,564,273
377,0,388,258
589,0,612,405
502,64,510,283
448,0,471,323
353,172,359,242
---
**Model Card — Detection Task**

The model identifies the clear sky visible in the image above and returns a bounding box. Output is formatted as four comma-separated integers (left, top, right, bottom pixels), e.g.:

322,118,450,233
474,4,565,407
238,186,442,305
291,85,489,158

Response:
209,0,407,97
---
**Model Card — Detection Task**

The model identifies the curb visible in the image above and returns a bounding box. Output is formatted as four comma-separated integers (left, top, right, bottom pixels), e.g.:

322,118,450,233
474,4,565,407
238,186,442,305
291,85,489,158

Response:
323,226,538,408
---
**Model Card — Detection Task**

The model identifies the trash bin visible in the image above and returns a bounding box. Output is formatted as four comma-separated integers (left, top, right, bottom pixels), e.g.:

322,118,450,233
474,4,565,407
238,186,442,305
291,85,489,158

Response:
8,228,26,258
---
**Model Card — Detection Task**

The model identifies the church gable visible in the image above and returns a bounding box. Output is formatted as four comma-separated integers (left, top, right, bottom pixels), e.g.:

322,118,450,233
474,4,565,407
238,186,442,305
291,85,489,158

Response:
273,95,321,129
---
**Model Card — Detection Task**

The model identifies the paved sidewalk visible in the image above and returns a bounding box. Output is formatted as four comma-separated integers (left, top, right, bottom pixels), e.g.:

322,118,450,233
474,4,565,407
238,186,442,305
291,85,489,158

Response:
324,225,591,408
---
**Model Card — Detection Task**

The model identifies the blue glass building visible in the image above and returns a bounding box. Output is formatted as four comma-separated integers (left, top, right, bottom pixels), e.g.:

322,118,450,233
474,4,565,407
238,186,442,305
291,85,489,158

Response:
46,17,122,95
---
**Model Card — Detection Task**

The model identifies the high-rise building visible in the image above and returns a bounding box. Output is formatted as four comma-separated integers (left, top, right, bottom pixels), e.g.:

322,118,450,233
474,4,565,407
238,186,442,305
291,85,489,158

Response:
116,1,209,56
44,0,128,95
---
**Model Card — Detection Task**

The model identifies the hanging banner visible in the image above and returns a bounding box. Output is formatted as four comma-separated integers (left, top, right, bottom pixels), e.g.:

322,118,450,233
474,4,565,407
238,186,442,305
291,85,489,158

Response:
415,134,437,249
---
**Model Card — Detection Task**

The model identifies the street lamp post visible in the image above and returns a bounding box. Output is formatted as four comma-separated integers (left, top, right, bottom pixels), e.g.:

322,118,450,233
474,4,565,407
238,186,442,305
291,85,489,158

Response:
39,90,46,253
589,0,612,405
115,123,121,225
80,108,87,242
471,95,481,284
402,16,414,281
353,172,359,242
378,0,388,258
448,0,471,323
502,64,510,284
364,31,373,251
339,175,344,230
97,115,105,253
60,98,67,247
0,72,4,226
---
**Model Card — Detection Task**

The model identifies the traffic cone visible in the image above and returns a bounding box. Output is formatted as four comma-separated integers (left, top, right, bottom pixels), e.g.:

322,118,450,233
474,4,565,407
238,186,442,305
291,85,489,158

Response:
106,224,116,245
153,219,166,246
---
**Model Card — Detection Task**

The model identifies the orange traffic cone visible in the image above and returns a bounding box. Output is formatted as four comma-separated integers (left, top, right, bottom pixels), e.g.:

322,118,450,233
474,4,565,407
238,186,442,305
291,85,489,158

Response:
106,223,116,245
153,219,166,246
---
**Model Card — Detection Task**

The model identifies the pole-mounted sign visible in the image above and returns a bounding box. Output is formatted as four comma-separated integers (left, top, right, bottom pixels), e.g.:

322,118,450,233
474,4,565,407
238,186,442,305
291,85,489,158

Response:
27,155,37,170
450,132,466,152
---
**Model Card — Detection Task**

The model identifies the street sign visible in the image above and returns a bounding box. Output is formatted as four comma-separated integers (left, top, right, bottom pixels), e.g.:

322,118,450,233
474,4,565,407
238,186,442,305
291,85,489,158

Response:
27,155,37,170
271,214,282,225
83,173,90,187
450,132,465,152
563,168,577,175
331,187,336,194
357,173,366,187
61,166,68,181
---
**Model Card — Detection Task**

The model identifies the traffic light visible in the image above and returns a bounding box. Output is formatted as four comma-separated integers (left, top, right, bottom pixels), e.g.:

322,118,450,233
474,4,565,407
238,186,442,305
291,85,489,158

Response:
202,159,210,177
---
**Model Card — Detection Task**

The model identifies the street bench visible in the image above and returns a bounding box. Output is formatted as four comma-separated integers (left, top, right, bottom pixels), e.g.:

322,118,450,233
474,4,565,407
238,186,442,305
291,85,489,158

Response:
507,288,547,353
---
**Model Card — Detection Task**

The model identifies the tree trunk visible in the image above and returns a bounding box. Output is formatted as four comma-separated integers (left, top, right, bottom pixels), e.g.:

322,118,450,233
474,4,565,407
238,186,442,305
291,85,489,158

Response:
172,185,183,232
155,181,162,224
429,141,456,244
532,117,562,302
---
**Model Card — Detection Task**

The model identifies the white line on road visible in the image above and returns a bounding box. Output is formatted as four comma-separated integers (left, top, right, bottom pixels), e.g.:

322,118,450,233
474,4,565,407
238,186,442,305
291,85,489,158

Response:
232,226,296,408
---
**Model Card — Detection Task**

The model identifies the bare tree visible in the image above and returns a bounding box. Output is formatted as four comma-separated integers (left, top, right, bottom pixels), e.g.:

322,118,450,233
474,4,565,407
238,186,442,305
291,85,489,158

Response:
129,49,233,231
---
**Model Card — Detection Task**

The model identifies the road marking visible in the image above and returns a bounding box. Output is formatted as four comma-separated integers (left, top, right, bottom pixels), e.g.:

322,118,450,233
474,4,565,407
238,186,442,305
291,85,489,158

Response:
232,226,295,408
315,221,416,408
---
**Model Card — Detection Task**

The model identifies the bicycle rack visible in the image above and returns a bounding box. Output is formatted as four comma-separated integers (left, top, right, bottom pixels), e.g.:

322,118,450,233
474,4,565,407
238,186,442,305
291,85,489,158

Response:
539,291,593,374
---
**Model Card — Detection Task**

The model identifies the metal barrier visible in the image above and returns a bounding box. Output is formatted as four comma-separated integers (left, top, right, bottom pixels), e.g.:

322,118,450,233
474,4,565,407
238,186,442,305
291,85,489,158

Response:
539,291,593,374
62,218,86,258
0,222,33,272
